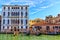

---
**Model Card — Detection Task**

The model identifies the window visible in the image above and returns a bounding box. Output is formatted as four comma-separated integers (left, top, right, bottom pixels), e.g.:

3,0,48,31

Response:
3,12,5,16
11,12,13,16
3,19,5,24
3,26,5,30
21,19,23,25
11,12,19,16
25,12,28,17
14,27,16,31
54,26,58,30
59,26,60,29
25,7,27,10
26,26,27,29
53,26,58,29
12,7,13,9
26,20,27,25
55,26,58,28
16,7,17,9
11,19,19,24
16,12,19,16
15,7,19,9
8,19,9,24
18,20,19,24
21,26,23,28
46,26,50,30
18,12,19,16
21,12,23,17
12,7,15,9
18,26,19,28
8,7,10,10
46,21,48,22
7,26,9,29
3,7,5,10
21,7,23,10
18,26,19,31
59,19,60,22
14,7,15,9
53,26,54,29
18,7,19,9
8,12,10,16
35,26,42,30
11,26,13,31
11,26,12,29
39,26,42,29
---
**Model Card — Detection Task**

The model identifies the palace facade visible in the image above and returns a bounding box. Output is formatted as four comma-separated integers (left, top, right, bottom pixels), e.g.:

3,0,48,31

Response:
1,5,29,32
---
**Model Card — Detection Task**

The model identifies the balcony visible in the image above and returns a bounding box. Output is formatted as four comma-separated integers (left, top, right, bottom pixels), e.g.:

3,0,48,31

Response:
9,16,19,18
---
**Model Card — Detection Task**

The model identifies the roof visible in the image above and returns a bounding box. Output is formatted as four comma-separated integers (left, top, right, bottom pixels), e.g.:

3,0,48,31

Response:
32,20,60,26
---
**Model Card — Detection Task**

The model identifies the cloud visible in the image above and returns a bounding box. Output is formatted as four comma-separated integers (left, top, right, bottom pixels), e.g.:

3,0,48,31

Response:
8,0,46,7
32,0,45,4
0,0,60,16
9,0,36,7
30,8,44,14
30,3,54,15
40,0,60,9
30,0,60,15
0,0,47,9
0,0,36,10
41,4,54,8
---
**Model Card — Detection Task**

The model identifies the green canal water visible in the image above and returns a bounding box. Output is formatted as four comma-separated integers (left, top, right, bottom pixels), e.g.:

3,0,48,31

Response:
0,34,60,40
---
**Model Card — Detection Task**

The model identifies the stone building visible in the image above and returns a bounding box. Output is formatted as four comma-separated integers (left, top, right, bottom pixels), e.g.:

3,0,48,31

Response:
1,5,29,32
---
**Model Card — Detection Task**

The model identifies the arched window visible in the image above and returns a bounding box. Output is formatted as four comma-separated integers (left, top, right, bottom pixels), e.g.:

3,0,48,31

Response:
21,7,23,10
26,20,27,25
7,26,9,29
3,19,5,24
8,19,9,24
59,19,60,22
26,26,27,29
25,12,27,17
21,26,23,29
53,26,58,30
18,26,19,31
21,12,23,17
8,7,10,10
25,7,27,10
11,26,13,31
3,26,5,30
21,19,23,25
8,12,10,16
59,26,60,29
12,7,13,9
4,7,5,10
3,12,5,16
18,7,19,9
46,26,50,30
55,26,58,30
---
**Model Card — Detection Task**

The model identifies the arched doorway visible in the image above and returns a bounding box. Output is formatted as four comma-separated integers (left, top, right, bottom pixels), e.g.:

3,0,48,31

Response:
14,27,17,31
13,27,19,36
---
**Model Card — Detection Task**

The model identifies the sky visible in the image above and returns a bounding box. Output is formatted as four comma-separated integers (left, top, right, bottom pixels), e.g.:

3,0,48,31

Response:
0,0,60,20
